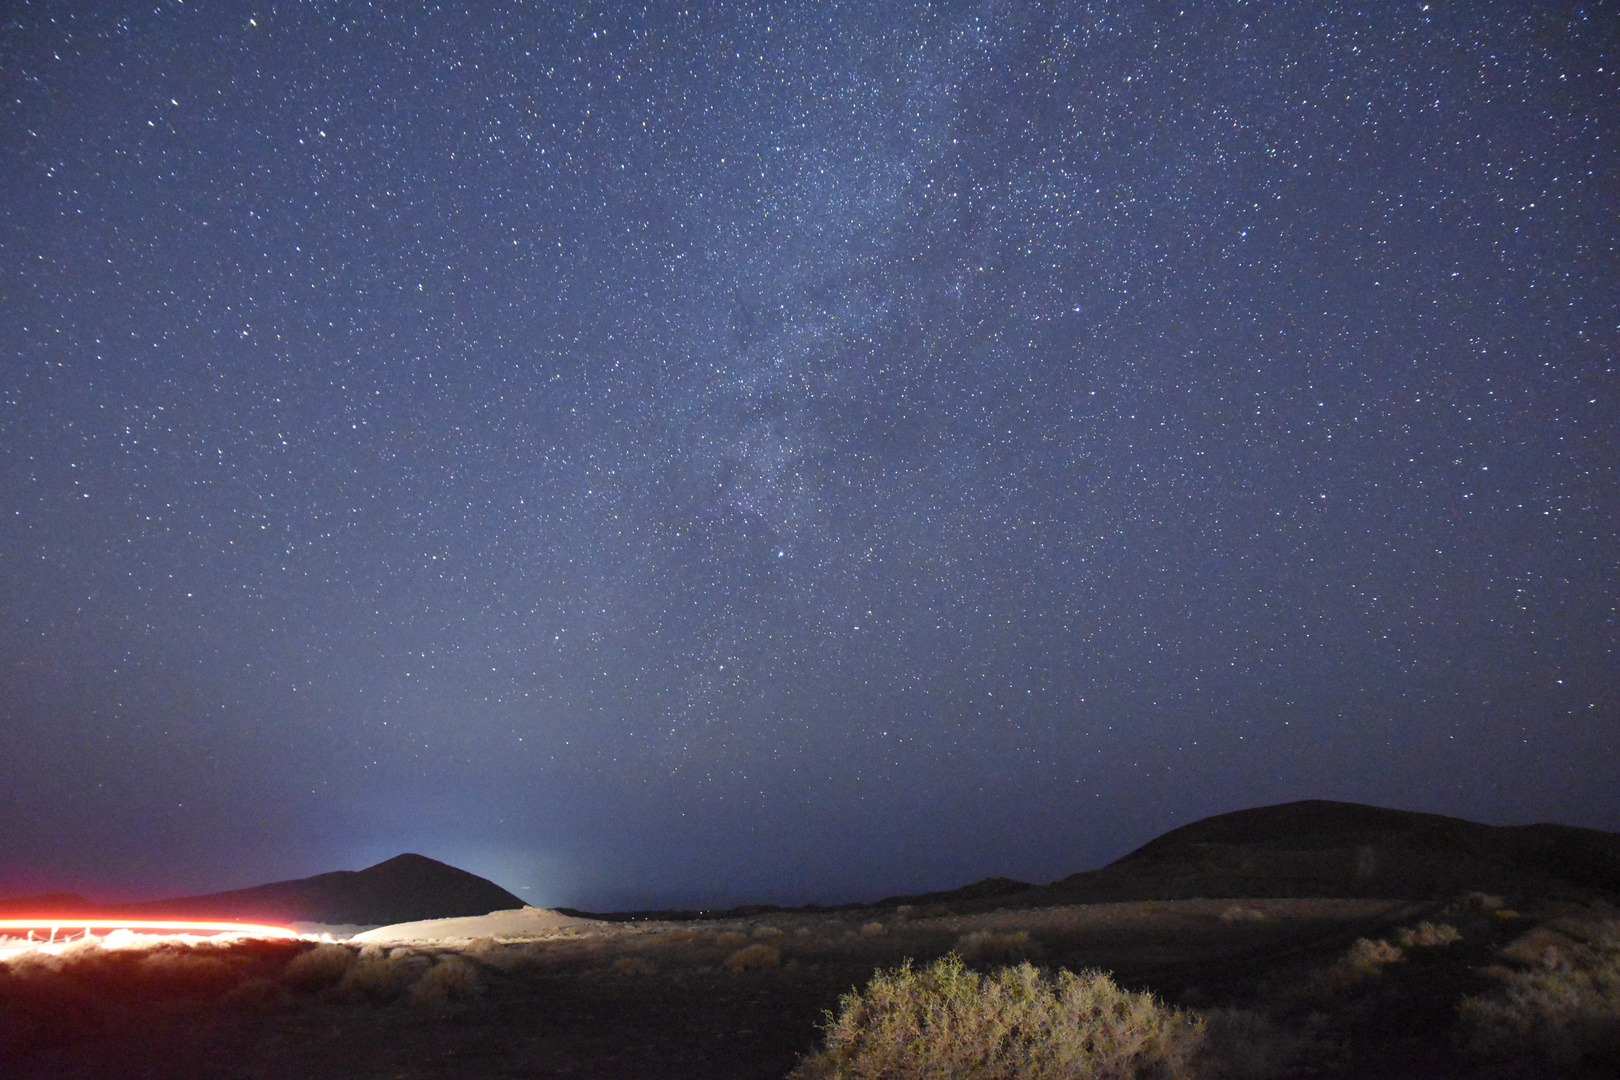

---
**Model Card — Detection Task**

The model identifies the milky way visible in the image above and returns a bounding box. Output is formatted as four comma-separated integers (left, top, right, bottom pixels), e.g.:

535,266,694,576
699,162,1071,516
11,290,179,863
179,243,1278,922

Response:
1,2,1614,909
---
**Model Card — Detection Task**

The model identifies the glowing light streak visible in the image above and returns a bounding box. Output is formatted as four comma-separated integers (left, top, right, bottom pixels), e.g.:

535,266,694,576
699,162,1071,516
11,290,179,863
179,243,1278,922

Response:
0,918,297,940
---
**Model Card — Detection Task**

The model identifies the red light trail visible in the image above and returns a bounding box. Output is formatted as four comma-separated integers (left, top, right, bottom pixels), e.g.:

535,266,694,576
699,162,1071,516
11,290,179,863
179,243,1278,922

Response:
0,918,298,945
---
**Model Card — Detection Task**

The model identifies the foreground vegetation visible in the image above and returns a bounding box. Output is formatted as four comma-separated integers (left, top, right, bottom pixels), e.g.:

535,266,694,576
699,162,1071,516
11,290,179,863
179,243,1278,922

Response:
1,896,1616,1078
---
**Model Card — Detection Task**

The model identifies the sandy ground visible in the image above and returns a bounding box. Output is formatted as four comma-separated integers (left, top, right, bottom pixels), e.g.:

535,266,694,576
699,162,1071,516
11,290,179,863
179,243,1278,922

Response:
349,906,599,943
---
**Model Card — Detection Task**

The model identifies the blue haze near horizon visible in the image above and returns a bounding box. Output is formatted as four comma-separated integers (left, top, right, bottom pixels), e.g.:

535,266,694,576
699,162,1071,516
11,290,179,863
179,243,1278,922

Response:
0,1,1615,912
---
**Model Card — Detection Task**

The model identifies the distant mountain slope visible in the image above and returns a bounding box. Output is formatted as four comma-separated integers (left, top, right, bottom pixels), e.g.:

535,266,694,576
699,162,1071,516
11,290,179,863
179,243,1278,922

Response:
1030,800,1620,904
125,854,526,924
0,855,526,925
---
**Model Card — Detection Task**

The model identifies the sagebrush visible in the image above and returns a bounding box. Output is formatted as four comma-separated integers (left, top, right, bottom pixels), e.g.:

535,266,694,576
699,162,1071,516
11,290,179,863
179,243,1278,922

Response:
789,954,1203,1080
1456,921,1620,1072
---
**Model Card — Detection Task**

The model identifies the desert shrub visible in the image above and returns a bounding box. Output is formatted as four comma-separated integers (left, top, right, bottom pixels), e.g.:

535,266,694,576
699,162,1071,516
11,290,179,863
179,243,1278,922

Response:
333,947,430,1002
1218,907,1267,925
712,930,749,949
724,943,781,972
1281,936,1406,1008
409,956,481,1011
956,930,1042,967
132,948,238,995
861,922,887,937
1195,1008,1338,1079
464,940,537,974
789,954,1203,1080
1396,922,1461,949
613,956,658,976
1344,938,1403,974
754,925,786,940
225,976,292,1011
282,943,356,992
1459,892,1505,912
462,936,500,957
1455,924,1620,1071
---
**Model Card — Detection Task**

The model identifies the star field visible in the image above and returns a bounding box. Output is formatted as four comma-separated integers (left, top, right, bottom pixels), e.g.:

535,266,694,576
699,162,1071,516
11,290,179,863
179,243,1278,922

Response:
1,2,1615,910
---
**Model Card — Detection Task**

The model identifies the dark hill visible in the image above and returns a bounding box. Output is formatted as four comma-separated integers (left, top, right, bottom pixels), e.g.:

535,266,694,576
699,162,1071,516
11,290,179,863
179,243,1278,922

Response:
125,853,526,924
1024,799,1620,904
0,855,525,925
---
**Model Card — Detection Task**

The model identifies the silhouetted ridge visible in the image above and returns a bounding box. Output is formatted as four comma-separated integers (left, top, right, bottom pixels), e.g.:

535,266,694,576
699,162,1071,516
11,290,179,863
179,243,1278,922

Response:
1036,799,1620,903
119,853,525,925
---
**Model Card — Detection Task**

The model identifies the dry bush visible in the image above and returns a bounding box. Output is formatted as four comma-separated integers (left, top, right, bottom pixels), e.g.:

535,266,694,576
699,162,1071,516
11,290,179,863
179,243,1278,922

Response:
332,946,431,1003
225,976,293,1011
1455,922,1620,1072
724,943,781,972
282,943,355,992
1396,922,1461,949
132,948,238,995
956,930,1042,967
1281,936,1405,1008
1219,907,1267,925
409,956,481,1011
461,936,501,958
469,940,544,974
789,954,1203,1080
712,930,749,949
612,955,658,976
1195,1008,1339,1080
860,922,886,937
754,925,786,940
7,942,245,1001
1457,892,1505,912
1344,937,1403,974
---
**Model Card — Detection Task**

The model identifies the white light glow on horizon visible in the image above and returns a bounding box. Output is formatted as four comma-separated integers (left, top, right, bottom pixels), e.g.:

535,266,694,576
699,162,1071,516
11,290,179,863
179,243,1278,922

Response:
0,918,299,960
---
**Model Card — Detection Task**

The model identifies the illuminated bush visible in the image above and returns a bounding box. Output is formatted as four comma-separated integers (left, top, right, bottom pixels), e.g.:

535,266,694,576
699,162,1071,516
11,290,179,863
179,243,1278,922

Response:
724,943,781,972
133,947,238,994
789,955,1203,1080
409,955,481,1010
1218,907,1267,925
334,945,431,1002
1344,937,1403,973
1456,924,1620,1071
1396,922,1461,949
282,943,355,992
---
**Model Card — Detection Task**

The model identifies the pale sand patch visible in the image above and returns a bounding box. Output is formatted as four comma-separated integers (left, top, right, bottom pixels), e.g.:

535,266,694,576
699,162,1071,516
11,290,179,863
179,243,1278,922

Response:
350,906,598,943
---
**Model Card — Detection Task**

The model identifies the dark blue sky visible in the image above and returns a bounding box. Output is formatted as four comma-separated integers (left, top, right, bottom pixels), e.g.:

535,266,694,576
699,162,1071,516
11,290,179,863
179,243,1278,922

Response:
1,1,1615,912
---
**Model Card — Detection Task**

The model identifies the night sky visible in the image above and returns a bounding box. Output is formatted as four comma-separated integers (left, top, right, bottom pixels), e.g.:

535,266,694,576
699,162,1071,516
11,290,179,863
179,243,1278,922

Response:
1,2,1615,913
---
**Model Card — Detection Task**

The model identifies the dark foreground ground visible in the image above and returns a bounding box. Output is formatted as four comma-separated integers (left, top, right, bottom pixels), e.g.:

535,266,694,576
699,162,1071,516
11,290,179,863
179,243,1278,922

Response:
2,895,1616,1079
